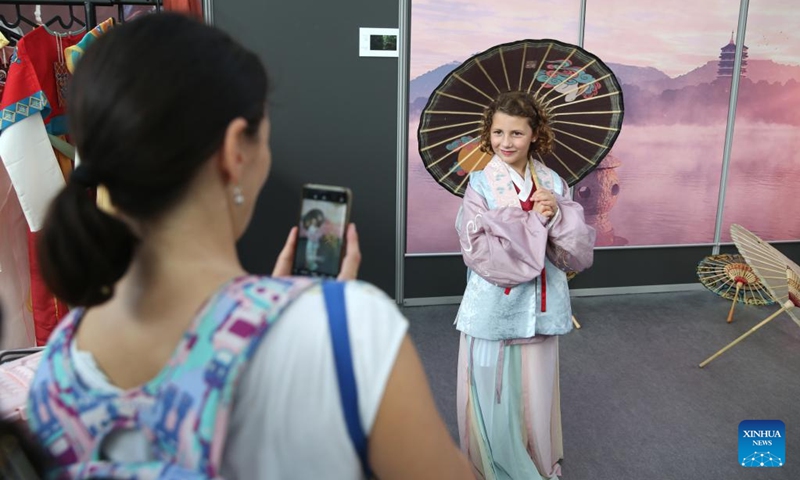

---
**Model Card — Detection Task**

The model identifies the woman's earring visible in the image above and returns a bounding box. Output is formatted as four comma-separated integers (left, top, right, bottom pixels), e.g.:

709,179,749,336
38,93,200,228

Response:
233,186,245,206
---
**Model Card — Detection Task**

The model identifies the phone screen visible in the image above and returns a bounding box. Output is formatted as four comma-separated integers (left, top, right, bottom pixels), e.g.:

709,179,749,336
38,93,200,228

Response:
292,185,350,278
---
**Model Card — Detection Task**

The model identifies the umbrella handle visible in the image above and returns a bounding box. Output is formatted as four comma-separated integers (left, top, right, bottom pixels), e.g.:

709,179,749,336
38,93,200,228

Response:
530,164,552,217
532,170,542,191
727,281,743,323
699,301,793,368
528,159,543,191
572,315,581,329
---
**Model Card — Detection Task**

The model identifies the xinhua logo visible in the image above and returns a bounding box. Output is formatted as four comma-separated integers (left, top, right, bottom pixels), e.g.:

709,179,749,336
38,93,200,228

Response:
739,420,785,468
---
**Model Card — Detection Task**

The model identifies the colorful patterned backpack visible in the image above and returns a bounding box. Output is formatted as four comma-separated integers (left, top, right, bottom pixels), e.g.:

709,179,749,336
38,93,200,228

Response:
26,277,371,479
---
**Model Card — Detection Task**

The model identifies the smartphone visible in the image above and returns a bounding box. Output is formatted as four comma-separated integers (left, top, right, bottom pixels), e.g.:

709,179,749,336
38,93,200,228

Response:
292,184,352,278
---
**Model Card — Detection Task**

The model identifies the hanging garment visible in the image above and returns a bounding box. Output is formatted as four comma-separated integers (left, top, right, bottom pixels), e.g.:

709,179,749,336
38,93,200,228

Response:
0,350,43,422
0,33,10,100
0,159,34,349
163,0,204,20
64,18,115,73
0,34,32,349
0,27,85,346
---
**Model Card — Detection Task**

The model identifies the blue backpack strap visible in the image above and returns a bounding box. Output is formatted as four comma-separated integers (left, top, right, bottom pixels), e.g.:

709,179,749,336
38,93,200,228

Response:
323,281,372,478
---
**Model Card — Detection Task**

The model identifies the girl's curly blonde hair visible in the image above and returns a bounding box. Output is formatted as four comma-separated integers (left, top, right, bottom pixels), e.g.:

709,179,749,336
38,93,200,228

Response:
479,91,554,158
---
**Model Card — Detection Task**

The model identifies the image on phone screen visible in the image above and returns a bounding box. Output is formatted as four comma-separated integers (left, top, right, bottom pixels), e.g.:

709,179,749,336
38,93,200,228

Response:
293,190,349,277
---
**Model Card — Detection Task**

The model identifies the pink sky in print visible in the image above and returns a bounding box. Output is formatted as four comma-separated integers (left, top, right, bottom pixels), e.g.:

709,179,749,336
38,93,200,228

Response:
410,0,581,78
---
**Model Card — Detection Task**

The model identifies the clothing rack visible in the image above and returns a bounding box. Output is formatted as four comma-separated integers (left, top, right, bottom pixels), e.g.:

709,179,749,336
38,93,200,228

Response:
0,0,162,35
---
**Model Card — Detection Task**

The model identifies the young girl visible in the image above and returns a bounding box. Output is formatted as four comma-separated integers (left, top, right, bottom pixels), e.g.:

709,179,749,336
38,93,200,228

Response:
456,91,596,479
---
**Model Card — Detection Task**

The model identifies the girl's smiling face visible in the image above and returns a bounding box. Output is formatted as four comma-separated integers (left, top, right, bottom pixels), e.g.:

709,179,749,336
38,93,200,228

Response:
489,111,536,173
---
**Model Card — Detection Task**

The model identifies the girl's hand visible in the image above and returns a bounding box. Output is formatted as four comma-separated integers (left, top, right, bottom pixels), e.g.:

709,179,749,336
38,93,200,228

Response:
532,189,558,218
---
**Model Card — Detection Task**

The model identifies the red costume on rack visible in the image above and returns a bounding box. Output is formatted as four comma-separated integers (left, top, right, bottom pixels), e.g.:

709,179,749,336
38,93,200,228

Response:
0,27,85,345
164,0,203,19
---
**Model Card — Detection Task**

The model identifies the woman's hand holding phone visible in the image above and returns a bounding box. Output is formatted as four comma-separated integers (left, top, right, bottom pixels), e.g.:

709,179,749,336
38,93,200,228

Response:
336,224,361,280
272,223,361,280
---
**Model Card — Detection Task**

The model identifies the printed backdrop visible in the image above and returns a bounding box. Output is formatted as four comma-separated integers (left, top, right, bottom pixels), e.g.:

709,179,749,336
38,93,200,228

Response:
406,0,800,253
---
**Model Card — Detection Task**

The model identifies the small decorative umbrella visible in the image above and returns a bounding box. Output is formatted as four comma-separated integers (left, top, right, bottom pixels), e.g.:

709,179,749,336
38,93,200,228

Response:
418,38,624,197
696,253,775,323
699,225,799,368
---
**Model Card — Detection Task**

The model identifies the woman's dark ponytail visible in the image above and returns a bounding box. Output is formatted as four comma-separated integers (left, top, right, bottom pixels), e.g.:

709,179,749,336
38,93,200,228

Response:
38,171,137,307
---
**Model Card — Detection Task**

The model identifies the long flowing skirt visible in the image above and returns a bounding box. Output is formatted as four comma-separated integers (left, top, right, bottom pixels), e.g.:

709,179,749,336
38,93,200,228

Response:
457,333,562,480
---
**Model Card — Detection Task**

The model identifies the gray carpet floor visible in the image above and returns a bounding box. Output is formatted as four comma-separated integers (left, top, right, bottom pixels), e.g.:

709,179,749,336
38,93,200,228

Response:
404,291,800,480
